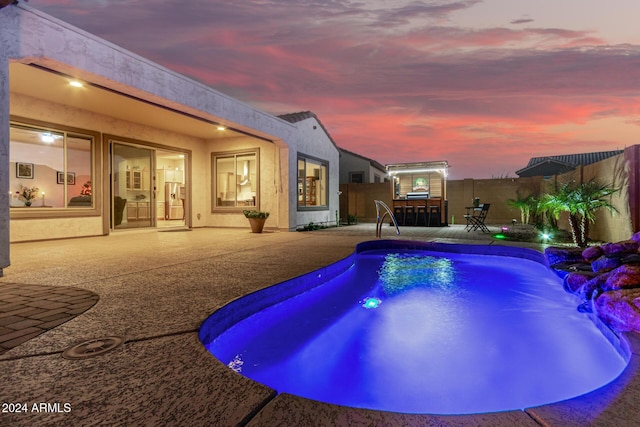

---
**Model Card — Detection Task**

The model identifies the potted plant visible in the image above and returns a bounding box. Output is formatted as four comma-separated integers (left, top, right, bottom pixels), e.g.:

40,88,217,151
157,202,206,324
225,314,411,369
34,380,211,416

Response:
243,209,269,233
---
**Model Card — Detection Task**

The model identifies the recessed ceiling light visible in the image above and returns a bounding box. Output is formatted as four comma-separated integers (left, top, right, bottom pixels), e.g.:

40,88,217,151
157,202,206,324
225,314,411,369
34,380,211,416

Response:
41,133,56,143
217,125,226,131
69,81,84,88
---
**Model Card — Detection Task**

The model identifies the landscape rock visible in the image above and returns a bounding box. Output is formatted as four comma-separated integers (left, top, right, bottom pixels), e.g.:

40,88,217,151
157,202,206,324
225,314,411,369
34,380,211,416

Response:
564,272,594,294
602,264,640,292
622,254,640,264
551,261,593,274
549,233,640,333
592,255,623,273
580,272,611,300
601,240,639,255
594,288,640,333
582,245,603,261
545,247,584,266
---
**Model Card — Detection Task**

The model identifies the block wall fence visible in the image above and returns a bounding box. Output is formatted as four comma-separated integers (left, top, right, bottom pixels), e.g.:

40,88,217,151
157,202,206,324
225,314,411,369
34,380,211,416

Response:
340,145,639,243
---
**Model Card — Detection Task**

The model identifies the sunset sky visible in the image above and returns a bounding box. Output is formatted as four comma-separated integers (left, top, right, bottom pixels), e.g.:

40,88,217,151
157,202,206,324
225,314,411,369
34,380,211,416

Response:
28,1,640,179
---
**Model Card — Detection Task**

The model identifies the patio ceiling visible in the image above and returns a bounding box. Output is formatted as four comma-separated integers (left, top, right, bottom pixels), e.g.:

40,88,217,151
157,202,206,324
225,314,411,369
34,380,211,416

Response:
9,62,244,141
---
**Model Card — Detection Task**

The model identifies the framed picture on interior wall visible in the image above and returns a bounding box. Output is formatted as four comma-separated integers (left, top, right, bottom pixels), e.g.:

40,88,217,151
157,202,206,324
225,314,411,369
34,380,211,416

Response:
16,162,34,179
57,171,76,185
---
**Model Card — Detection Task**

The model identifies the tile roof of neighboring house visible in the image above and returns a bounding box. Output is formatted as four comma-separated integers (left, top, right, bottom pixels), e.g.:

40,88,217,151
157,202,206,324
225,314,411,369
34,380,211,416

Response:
515,150,624,177
338,147,387,173
278,111,338,149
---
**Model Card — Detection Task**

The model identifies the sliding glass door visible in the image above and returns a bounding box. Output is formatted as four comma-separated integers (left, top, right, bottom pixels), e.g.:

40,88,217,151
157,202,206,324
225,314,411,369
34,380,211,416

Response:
111,142,154,229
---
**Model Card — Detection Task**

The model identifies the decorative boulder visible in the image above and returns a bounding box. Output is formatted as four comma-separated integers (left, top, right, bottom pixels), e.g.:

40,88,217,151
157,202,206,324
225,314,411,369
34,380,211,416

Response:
622,254,640,264
601,240,639,255
564,272,595,294
580,272,611,300
550,261,592,275
602,264,640,292
545,247,584,266
594,288,640,332
592,255,623,273
582,245,603,261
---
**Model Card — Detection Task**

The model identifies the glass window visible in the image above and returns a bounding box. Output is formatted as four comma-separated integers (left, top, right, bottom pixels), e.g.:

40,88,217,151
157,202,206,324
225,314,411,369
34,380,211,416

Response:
212,150,258,209
349,171,364,183
9,124,93,209
297,156,328,208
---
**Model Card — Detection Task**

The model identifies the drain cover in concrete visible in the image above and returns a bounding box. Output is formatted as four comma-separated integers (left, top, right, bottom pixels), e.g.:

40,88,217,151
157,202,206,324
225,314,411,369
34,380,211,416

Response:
62,336,124,360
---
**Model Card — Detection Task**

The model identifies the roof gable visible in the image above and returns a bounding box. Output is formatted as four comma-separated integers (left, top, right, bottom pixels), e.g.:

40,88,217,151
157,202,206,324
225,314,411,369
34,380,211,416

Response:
516,150,624,177
278,111,338,149
338,147,386,173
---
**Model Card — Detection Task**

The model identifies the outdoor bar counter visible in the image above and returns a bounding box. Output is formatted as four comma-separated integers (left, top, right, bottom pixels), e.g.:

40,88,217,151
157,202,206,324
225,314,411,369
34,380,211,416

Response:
387,160,450,227
392,197,448,226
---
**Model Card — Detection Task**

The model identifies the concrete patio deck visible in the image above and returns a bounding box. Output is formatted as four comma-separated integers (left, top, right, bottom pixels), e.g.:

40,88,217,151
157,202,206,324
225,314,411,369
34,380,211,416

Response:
0,224,638,426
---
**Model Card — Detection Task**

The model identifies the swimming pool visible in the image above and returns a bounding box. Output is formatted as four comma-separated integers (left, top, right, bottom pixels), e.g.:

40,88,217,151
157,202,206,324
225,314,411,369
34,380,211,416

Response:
199,241,628,414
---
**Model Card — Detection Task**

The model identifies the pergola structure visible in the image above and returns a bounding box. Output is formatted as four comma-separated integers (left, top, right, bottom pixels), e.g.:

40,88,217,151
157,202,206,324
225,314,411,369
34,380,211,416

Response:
386,161,449,200
386,161,449,227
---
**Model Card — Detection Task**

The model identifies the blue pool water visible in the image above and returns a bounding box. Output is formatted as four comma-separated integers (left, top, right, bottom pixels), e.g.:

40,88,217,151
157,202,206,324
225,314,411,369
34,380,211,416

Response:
200,241,628,414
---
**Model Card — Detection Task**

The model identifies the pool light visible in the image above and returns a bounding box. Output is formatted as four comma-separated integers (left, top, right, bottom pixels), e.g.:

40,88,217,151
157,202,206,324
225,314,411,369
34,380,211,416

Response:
362,297,381,309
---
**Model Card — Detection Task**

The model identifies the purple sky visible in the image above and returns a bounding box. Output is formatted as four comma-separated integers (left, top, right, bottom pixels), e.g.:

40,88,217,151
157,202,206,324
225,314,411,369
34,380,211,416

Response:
25,0,640,179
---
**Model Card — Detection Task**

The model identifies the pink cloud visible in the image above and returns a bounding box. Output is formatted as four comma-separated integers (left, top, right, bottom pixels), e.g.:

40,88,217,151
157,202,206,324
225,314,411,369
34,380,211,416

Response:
30,0,640,178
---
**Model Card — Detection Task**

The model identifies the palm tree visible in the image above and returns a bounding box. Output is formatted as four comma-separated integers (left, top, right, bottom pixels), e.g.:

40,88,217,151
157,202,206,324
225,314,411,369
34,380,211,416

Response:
507,190,537,224
539,179,619,247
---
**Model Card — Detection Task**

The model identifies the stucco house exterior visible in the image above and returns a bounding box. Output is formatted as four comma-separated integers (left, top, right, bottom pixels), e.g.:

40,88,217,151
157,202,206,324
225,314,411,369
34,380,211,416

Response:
338,147,387,184
0,4,339,274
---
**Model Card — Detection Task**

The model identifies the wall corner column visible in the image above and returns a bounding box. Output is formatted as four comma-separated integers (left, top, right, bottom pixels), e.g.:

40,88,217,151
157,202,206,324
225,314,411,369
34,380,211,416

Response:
0,50,10,274
0,6,19,274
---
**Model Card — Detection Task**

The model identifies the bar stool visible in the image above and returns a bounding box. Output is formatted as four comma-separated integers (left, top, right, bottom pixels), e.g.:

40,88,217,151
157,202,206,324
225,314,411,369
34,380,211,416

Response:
393,205,405,226
428,205,441,227
405,205,416,226
416,206,428,226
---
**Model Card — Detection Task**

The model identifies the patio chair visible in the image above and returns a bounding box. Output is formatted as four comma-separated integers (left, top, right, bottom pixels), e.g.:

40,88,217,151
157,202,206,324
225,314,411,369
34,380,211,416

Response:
465,203,490,232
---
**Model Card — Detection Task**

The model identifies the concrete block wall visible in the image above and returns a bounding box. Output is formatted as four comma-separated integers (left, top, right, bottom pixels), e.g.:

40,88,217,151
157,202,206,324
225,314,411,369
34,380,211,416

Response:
341,146,638,244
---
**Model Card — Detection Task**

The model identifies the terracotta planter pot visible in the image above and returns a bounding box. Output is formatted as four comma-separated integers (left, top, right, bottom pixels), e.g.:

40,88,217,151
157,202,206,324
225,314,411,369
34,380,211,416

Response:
248,218,266,233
